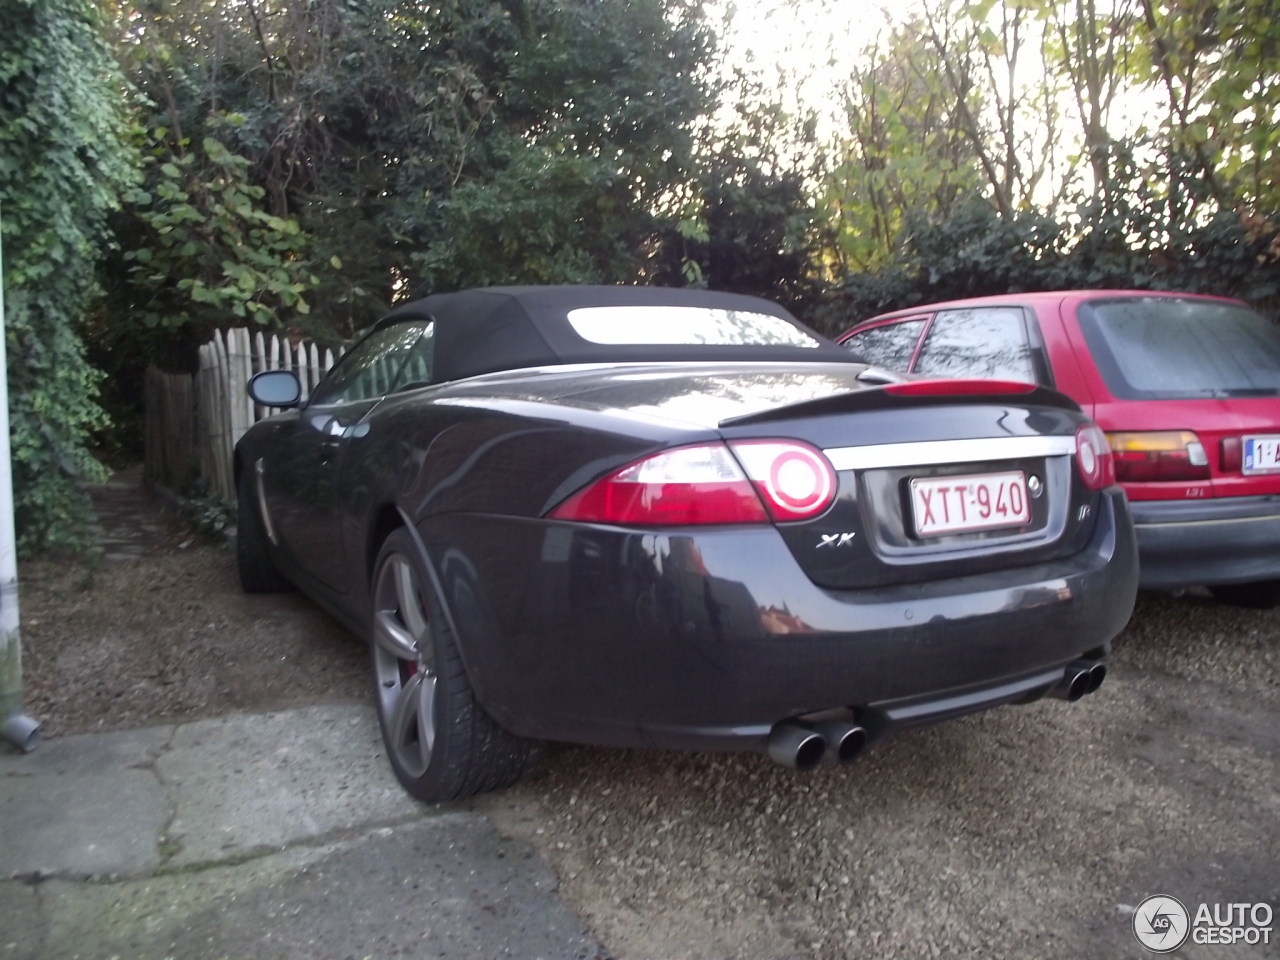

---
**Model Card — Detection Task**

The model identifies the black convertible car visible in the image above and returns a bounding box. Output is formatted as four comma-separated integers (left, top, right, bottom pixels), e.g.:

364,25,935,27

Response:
237,286,1138,801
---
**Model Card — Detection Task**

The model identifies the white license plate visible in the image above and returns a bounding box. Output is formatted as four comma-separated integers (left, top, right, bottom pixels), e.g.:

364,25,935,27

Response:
909,471,1031,537
1243,435,1280,475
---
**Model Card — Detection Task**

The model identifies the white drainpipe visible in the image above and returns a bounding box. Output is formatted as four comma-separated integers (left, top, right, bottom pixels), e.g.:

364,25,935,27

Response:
0,203,39,752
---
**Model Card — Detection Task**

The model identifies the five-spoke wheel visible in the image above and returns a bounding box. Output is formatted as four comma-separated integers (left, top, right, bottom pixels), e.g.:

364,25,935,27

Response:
370,528,539,801
372,548,437,779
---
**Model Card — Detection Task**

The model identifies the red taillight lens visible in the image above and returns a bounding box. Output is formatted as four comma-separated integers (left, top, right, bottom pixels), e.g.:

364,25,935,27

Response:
1076,424,1116,490
1221,436,1243,472
1105,431,1210,483
884,379,1037,397
548,443,768,526
728,440,839,522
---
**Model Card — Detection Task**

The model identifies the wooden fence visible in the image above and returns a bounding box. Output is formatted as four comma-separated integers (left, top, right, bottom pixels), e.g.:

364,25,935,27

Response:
144,328,339,503
144,367,198,494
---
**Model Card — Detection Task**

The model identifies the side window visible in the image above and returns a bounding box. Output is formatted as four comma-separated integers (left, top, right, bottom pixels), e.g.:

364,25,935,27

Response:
842,318,927,371
308,322,428,406
913,308,1036,383
391,323,434,393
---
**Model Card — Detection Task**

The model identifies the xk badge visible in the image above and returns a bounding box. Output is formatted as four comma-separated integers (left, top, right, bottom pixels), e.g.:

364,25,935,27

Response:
817,532,856,549
1133,895,1191,953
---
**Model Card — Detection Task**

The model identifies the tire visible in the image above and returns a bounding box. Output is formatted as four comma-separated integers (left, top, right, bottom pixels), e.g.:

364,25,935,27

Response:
236,467,293,594
1208,579,1280,610
370,528,538,801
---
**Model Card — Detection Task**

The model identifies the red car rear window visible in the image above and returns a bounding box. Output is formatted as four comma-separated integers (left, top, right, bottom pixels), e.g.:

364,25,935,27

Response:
1078,297,1280,399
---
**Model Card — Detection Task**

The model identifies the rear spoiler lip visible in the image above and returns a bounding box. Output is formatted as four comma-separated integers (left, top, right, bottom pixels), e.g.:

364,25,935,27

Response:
718,381,1082,428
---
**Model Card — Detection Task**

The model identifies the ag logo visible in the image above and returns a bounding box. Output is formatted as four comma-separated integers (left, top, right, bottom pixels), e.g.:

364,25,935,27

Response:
1133,895,1190,953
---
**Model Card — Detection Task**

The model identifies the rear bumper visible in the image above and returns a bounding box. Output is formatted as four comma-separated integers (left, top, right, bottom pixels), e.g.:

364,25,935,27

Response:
420,489,1137,752
1131,495,1280,588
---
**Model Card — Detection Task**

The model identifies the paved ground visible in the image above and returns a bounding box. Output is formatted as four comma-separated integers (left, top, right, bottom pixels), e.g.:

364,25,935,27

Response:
5,472,602,959
0,705,604,960
86,465,189,560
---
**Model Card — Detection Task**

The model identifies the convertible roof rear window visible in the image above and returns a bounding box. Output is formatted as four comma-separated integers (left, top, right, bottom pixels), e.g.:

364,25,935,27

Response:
567,306,821,348
378,285,858,382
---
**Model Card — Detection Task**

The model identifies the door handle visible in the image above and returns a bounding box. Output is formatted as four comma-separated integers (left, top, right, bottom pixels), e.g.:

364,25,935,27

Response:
319,419,345,460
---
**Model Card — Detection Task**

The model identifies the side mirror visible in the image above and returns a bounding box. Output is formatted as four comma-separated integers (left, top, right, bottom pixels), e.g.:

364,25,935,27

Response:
247,370,302,408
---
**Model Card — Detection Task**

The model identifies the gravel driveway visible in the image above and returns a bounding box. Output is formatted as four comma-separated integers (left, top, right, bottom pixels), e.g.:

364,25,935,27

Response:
479,590,1279,959
20,485,1279,959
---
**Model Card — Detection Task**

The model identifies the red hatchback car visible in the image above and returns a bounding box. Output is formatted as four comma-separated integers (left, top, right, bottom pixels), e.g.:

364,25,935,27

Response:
838,291,1280,606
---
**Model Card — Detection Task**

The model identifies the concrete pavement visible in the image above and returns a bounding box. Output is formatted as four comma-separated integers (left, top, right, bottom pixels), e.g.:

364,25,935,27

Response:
0,703,605,960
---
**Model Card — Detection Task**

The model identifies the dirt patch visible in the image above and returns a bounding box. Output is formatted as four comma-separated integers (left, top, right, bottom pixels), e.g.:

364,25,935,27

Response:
20,510,367,739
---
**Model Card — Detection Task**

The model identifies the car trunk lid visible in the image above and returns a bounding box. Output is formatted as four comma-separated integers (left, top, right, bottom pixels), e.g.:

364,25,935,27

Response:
716,384,1100,590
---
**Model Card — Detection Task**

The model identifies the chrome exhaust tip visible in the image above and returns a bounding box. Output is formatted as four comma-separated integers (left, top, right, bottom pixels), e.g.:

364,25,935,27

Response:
815,720,868,763
1085,660,1106,694
767,722,825,771
1049,660,1105,701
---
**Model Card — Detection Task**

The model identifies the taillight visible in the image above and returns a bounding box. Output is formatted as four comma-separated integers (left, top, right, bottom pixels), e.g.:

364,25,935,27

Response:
1076,424,1116,490
884,379,1037,397
548,443,768,526
1106,431,1210,483
1221,436,1243,472
727,440,838,522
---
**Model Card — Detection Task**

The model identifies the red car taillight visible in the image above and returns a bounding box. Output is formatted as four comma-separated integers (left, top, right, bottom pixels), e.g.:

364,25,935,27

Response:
1076,424,1116,490
727,440,838,522
549,443,769,526
1105,430,1210,483
548,440,840,526
1220,436,1243,472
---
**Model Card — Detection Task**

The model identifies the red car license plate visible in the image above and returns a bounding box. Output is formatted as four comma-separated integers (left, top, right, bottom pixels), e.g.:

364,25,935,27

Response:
1243,435,1280,475
909,471,1031,537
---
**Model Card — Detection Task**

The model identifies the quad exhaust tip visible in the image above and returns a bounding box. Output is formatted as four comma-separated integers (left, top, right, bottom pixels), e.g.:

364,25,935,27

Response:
768,723,825,770
769,658,1107,768
767,720,869,770
815,720,869,763
1049,659,1107,702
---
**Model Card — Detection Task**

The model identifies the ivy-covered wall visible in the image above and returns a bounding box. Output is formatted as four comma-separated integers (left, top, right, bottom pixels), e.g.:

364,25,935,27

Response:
0,0,135,553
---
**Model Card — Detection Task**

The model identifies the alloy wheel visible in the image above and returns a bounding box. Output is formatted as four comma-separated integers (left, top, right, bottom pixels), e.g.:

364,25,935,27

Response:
372,553,437,778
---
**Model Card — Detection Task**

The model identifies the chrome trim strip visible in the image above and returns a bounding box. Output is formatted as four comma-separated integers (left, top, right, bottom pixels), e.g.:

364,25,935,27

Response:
825,435,1076,471
879,668,1064,723
254,458,278,546
1135,514,1280,529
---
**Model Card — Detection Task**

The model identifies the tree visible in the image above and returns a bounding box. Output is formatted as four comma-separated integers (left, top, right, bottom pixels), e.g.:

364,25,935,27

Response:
650,73,827,310
105,0,717,327
822,17,985,271
91,0,717,459
913,0,1071,219
0,0,134,553
413,0,716,290
1138,0,1280,218
118,128,316,333
1044,0,1140,218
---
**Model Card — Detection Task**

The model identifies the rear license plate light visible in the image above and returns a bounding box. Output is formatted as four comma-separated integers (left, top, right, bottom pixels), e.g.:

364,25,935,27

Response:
908,470,1031,538
1243,435,1280,475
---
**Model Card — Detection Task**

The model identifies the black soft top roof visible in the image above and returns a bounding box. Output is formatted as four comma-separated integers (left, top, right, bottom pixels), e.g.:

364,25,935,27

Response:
378,285,857,383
